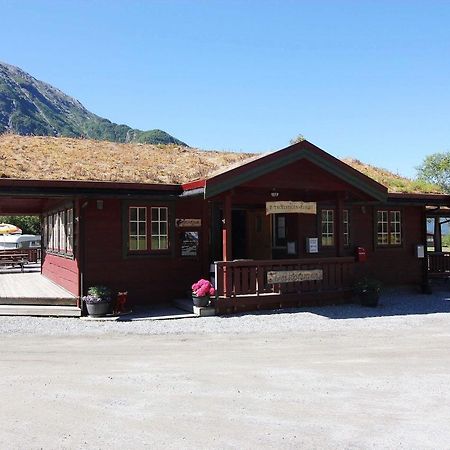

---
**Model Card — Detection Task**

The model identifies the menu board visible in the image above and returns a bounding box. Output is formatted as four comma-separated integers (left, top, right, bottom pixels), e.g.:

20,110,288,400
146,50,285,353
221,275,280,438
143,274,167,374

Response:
181,231,199,257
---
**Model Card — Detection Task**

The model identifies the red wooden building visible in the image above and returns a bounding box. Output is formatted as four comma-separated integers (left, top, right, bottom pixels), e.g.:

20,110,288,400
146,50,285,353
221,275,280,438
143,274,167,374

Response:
1,139,449,313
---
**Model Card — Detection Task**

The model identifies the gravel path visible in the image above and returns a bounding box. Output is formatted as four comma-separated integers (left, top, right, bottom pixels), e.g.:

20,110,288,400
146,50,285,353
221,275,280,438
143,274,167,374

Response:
1,287,450,336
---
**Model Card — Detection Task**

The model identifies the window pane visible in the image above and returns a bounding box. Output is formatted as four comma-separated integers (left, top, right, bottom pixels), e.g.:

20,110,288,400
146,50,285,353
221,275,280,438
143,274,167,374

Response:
160,208,167,221
159,236,168,249
138,222,146,235
129,236,138,251
130,222,137,235
130,208,137,221
138,236,147,250
151,237,159,249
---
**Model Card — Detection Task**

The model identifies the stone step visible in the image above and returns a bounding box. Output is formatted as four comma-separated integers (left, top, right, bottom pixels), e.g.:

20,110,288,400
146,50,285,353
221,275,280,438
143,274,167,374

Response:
0,304,81,317
0,297,78,306
173,298,216,317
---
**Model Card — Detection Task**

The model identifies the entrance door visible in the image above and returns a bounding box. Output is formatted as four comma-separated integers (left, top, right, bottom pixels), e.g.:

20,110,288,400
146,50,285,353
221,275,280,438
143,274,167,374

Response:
247,209,271,260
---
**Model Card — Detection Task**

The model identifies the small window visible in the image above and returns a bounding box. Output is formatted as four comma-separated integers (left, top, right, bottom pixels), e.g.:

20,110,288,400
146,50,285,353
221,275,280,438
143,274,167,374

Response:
321,209,334,246
66,208,74,255
272,214,287,247
377,210,401,246
151,207,169,250
343,209,350,247
129,206,147,251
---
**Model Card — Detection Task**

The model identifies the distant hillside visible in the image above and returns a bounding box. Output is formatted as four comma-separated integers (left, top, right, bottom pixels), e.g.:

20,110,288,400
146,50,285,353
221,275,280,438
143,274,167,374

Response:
0,61,186,146
343,158,443,194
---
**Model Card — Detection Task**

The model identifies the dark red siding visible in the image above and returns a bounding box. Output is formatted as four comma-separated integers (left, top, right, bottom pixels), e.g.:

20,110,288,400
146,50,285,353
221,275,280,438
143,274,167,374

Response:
82,197,209,306
42,254,79,295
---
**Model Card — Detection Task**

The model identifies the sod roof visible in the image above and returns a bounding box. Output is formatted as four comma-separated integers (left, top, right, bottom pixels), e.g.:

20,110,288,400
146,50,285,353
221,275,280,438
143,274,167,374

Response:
0,134,443,194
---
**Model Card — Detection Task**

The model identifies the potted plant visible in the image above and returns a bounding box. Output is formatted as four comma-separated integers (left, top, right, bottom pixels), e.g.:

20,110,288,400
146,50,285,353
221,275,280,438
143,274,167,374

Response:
354,277,381,307
83,285,112,316
191,278,215,307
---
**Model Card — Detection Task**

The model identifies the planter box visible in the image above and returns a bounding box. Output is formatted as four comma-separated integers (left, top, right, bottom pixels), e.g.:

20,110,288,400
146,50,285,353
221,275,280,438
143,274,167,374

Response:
85,301,111,317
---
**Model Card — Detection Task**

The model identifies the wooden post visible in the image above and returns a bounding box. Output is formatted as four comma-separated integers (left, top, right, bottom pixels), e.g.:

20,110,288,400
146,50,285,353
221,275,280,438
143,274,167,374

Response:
222,193,232,297
222,193,232,261
336,193,344,257
434,216,442,253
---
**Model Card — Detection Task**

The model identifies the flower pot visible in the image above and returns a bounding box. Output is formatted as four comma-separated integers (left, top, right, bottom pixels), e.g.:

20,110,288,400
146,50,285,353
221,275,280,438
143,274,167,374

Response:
192,295,210,307
85,301,111,317
359,291,379,307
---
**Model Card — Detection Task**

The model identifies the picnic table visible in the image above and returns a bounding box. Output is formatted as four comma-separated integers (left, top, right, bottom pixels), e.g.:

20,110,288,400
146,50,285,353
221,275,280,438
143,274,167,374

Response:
0,252,29,271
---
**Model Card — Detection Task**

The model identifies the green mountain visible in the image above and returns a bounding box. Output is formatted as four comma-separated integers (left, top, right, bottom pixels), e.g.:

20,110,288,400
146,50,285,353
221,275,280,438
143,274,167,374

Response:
0,61,187,146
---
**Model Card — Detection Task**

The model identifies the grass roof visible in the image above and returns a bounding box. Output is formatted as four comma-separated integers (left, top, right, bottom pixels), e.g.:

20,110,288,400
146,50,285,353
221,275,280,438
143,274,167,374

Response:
0,134,443,194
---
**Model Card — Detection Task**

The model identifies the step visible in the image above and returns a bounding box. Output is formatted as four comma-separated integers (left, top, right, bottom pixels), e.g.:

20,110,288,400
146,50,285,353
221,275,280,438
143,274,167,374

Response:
173,298,216,317
0,297,78,306
0,304,81,317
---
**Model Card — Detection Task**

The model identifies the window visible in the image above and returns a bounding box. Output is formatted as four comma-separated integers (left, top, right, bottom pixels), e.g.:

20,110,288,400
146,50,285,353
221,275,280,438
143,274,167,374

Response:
151,207,169,250
321,209,334,246
343,209,350,246
272,214,287,247
66,208,74,255
377,210,401,246
129,207,147,251
127,206,170,253
44,206,75,257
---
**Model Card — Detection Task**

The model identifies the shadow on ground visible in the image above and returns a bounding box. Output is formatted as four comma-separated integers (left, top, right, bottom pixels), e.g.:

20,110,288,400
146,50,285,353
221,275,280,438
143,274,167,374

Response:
223,284,450,320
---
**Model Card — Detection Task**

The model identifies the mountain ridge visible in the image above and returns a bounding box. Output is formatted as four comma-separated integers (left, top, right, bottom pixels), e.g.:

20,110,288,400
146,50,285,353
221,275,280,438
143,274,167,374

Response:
0,61,187,146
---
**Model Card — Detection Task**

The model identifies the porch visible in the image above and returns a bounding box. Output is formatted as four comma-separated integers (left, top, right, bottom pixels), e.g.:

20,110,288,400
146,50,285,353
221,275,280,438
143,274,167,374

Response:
214,257,355,314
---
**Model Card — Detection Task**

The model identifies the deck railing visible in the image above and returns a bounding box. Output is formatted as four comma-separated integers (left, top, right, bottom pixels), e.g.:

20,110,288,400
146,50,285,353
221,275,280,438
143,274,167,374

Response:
215,257,355,298
427,252,450,275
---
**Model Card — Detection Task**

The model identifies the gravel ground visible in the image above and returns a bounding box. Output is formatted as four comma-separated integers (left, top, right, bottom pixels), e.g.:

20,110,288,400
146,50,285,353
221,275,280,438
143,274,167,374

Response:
2,287,450,449
1,286,450,336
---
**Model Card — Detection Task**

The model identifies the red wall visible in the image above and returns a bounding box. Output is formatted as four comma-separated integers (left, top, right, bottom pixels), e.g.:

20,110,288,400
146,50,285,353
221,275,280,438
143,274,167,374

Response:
351,205,425,285
42,253,79,296
82,197,209,306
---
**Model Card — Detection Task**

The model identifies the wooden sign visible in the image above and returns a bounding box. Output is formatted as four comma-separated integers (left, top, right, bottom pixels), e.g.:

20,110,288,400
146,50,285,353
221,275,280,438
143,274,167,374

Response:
266,201,317,215
176,218,202,228
267,269,323,284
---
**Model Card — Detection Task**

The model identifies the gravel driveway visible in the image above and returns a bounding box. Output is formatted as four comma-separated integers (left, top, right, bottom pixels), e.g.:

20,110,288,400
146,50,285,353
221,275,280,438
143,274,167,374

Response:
1,287,450,449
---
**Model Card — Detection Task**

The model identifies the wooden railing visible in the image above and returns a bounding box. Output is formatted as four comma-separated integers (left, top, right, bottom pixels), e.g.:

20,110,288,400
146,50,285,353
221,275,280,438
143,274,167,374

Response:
215,257,355,298
0,248,41,263
428,252,450,275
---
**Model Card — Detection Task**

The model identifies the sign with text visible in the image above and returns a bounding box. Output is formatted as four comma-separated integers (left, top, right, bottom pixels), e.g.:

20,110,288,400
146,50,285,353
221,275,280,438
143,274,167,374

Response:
266,201,317,215
176,218,202,228
267,269,323,284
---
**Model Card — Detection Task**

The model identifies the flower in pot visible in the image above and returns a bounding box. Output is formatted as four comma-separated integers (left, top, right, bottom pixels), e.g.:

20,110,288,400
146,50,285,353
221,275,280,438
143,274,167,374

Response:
83,285,112,317
354,277,381,307
191,278,215,307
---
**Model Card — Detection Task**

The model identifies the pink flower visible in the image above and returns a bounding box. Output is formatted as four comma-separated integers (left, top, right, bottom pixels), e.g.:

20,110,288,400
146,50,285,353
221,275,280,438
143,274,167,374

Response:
192,278,215,297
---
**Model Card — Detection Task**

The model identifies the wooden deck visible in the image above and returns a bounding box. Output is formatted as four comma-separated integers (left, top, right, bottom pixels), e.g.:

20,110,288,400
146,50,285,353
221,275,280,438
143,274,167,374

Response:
0,269,80,316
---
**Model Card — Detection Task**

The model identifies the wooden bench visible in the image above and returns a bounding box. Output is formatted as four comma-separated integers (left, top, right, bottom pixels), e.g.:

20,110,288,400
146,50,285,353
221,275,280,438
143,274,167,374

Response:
0,253,29,272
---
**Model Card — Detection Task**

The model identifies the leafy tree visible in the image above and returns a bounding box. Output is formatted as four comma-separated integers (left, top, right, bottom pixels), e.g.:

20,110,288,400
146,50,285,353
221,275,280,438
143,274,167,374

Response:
0,215,41,234
417,152,450,193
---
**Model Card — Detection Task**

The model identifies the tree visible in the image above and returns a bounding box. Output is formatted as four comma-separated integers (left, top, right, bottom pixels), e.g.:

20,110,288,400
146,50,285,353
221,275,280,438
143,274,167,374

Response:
289,134,305,145
417,152,450,193
0,215,41,234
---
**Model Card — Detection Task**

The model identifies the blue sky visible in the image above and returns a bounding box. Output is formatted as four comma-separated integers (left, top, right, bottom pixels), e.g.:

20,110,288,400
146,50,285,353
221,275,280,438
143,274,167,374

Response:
1,0,449,178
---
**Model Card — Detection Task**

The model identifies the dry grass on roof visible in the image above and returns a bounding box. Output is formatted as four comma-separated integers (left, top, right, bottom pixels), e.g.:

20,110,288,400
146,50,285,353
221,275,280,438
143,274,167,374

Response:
0,134,253,184
342,158,443,194
0,134,443,194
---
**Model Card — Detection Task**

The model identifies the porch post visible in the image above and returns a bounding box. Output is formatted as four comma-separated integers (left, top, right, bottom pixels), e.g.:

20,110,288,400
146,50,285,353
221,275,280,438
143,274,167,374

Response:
222,192,232,261
336,193,344,257
434,217,442,253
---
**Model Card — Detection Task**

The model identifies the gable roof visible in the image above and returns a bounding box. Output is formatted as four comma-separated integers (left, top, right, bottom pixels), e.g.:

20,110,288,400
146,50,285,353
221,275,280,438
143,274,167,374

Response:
200,140,388,201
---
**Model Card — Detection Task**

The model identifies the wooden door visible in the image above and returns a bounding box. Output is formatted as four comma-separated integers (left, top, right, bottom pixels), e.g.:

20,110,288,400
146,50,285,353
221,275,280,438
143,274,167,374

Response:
247,209,272,260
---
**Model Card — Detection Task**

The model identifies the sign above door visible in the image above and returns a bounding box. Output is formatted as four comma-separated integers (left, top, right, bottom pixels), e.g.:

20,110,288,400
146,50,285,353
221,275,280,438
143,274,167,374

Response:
266,201,317,215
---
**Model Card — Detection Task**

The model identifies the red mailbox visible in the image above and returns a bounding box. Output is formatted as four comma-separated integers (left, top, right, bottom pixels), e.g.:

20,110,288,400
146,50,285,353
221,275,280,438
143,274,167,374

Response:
356,246,367,262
